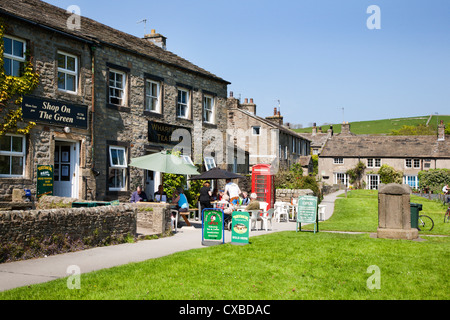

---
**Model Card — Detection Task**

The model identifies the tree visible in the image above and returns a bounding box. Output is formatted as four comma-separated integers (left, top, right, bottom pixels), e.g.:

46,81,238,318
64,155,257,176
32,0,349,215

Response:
0,21,40,136
378,164,403,184
346,161,366,189
390,124,435,136
418,169,450,194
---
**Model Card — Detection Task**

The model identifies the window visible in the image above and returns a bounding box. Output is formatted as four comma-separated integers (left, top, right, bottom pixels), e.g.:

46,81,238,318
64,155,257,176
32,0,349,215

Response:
406,159,420,169
3,36,25,77
285,146,288,160
177,89,189,118
145,80,160,113
367,174,380,190
413,159,420,169
405,159,412,168
334,173,348,187
252,126,261,136
334,158,344,164
182,155,194,166
204,157,216,171
108,146,127,191
203,95,214,123
109,69,126,106
0,135,25,177
404,175,419,189
57,52,78,93
368,158,381,168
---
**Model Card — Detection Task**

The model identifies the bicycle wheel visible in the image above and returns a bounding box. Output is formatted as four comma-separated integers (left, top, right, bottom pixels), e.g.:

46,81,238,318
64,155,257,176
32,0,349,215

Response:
418,215,434,232
444,210,450,223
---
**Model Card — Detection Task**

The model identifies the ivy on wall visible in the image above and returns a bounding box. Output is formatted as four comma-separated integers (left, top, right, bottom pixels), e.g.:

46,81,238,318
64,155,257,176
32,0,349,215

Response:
0,20,40,137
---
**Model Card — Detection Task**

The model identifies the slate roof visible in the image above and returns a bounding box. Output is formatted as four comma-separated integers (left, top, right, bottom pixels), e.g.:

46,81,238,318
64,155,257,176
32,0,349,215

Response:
320,134,450,159
297,132,330,148
0,0,230,84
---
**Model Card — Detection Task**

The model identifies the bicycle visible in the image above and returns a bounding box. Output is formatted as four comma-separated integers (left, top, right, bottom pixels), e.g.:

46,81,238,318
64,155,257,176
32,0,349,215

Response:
444,206,450,223
418,214,434,232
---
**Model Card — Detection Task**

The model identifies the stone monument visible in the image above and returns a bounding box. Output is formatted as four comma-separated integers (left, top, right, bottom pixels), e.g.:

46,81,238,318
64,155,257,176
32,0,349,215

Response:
377,183,418,240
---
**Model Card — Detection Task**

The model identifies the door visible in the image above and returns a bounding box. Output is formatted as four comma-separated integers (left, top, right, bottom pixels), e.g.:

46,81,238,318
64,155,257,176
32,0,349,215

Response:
367,174,380,190
54,141,79,198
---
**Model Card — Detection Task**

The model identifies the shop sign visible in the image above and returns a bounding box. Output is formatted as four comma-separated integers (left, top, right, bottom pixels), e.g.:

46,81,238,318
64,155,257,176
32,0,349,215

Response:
22,95,88,129
202,209,224,246
37,165,54,199
296,195,319,233
148,121,190,145
231,211,250,246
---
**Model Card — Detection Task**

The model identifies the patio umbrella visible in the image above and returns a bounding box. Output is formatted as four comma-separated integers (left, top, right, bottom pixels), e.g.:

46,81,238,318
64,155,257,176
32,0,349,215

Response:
129,152,200,175
189,167,245,180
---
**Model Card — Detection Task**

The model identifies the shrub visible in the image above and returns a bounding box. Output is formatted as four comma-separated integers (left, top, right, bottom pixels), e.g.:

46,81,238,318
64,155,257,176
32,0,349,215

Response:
418,169,450,193
378,164,403,184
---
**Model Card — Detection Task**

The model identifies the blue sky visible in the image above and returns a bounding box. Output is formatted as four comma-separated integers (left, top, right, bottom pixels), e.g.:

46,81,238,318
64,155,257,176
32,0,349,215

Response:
44,0,450,127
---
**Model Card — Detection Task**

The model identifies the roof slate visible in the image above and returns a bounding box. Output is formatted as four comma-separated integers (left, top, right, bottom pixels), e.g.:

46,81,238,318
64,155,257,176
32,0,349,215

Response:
0,0,230,84
320,135,450,159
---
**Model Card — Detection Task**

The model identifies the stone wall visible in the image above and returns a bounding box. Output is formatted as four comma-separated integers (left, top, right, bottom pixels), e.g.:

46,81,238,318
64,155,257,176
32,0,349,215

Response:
276,189,314,203
0,205,136,244
133,202,172,235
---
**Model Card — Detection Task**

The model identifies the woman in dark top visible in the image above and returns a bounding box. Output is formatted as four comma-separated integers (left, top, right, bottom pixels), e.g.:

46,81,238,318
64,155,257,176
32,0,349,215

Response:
199,181,212,212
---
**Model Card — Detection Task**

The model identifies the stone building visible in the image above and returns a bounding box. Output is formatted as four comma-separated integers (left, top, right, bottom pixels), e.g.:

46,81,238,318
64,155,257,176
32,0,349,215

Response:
318,122,450,190
226,93,311,174
0,0,230,202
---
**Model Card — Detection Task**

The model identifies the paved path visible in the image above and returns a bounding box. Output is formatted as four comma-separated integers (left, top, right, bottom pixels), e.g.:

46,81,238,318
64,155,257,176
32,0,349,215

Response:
0,191,345,292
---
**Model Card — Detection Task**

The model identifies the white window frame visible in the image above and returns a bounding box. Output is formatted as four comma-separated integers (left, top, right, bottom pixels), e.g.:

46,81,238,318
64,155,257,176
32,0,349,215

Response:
3,35,26,77
334,158,344,164
405,159,412,168
203,95,215,124
204,157,216,171
108,146,127,191
403,175,419,189
334,172,348,187
182,155,194,166
109,69,126,106
145,79,161,113
57,51,78,93
413,159,420,169
177,88,190,119
367,174,380,190
367,159,374,168
252,126,261,136
0,134,26,177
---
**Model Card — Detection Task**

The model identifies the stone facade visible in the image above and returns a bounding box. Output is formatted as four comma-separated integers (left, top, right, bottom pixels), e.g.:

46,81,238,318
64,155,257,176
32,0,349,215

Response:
133,202,172,235
227,94,311,173
275,189,314,203
0,205,137,244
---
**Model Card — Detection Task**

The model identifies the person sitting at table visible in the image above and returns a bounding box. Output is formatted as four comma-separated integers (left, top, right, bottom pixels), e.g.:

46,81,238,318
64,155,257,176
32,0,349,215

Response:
240,191,251,206
245,193,260,211
130,186,148,203
171,187,189,227
154,185,167,202
211,188,219,201
216,194,234,222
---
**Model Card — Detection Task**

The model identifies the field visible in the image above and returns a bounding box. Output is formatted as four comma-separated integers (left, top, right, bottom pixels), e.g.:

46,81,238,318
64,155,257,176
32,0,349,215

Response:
0,190,448,301
294,115,450,135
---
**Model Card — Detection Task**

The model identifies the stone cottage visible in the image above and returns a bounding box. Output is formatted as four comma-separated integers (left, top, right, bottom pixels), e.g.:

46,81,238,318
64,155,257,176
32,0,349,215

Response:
318,122,450,190
0,0,230,202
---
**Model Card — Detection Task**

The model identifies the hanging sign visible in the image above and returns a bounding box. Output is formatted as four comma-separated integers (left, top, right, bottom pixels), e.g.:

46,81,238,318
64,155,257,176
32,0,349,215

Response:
37,165,54,199
296,195,319,233
22,95,88,129
231,211,250,246
202,209,225,246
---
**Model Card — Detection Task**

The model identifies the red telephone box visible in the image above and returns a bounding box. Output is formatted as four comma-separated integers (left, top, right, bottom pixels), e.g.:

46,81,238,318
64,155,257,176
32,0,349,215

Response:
252,164,275,210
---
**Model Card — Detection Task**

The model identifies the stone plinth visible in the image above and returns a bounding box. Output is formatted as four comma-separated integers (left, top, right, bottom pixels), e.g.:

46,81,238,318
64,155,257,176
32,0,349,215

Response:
377,183,418,240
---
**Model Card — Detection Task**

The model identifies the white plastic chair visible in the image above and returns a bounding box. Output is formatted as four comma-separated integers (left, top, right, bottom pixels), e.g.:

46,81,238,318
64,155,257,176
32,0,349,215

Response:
259,202,268,213
170,209,179,232
249,210,262,231
275,203,289,223
261,208,274,231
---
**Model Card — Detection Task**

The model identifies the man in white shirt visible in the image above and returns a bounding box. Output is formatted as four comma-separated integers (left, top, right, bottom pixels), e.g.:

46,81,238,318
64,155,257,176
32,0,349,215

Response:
225,179,241,205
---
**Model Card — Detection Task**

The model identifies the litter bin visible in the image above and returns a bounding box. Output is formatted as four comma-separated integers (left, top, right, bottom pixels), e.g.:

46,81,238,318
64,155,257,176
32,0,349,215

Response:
72,202,98,208
410,203,423,229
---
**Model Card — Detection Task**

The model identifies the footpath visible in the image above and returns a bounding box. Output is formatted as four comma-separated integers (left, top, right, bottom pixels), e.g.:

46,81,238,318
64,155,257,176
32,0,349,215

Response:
0,191,345,292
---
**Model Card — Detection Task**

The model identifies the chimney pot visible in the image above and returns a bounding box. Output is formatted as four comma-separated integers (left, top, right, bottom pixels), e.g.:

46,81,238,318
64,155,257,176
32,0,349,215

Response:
230,91,234,98
244,98,248,104
250,98,254,104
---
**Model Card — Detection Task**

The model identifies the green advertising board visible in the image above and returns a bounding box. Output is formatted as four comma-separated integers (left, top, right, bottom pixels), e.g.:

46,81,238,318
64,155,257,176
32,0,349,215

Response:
231,211,250,246
37,165,54,199
296,195,319,233
202,209,225,246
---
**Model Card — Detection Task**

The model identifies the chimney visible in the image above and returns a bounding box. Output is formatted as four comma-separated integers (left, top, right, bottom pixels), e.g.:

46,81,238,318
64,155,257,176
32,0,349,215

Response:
144,29,167,50
266,108,284,126
327,125,334,137
438,120,446,141
341,122,351,135
241,98,256,114
312,123,317,136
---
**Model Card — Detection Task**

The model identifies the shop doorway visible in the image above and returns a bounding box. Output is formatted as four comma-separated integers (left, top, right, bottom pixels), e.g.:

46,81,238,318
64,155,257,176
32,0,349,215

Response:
54,140,79,198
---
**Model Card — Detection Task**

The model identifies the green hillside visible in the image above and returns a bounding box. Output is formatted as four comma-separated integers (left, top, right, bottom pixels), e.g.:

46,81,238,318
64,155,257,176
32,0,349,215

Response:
294,115,450,135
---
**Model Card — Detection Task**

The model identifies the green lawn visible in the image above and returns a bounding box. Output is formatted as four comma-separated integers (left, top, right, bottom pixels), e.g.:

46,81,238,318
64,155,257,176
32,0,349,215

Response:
305,190,450,236
294,115,450,135
1,190,448,300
